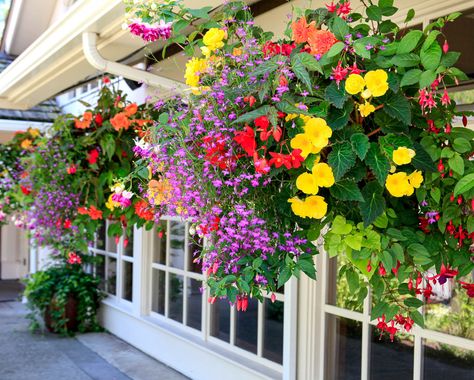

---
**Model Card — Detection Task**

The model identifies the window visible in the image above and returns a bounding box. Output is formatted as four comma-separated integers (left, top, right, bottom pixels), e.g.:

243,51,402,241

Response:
149,217,286,369
91,220,134,302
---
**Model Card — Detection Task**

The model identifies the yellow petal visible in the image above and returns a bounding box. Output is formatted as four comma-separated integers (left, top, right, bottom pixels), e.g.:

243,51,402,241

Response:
345,74,365,95
296,173,319,195
392,147,416,165
312,162,335,188
304,195,328,219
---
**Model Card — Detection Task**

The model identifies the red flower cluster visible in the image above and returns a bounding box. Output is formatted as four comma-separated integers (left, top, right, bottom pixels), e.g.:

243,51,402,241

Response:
67,252,82,265
87,149,99,164
377,314,414,342
134,200,154,221
262,41,296,57
77,205,103,220
236,295,249,311
20,186,31,195
203,135,233,169
326,1,352,19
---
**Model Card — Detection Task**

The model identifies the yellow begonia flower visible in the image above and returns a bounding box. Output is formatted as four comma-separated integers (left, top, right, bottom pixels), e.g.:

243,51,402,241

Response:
312,162,335,188
288,197,308,218
290,133,314,158
361,89,372,99
385,172,414,197
364,69,389,97
184,57,208,87
392,147,416,165
345,74,365,95
390,165,396,173
202,28,227,53
408,170,423,188
304,117,332,152
296,172,319,195
359,102,375,117
304,195,328,219
28,128,40,138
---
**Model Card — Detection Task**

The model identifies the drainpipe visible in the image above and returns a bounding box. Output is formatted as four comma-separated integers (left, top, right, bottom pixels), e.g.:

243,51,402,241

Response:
82,32,185,93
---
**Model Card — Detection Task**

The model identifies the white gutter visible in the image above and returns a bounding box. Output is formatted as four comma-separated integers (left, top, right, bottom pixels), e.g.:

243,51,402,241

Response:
82,32,185,94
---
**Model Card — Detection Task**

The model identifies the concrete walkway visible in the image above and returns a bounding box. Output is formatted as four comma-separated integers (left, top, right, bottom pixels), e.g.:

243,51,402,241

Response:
0,301,188,380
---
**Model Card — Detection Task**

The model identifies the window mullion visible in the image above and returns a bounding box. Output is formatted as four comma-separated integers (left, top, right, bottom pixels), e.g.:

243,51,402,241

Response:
257,300,264,357
361,287,372,380
230,306,236,346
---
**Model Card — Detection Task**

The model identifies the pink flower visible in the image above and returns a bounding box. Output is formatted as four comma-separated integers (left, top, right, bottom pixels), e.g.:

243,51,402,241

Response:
441,89,451,106
67,252,82,265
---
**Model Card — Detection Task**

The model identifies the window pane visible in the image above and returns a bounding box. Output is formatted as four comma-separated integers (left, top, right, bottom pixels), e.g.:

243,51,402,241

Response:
263,299,284,364
151,269,165,315
325,315,362,380
187,238,202,273
210,299,230,342
425,276,474,339
153,221,167,264
169,221,185,269
185,278,202,330
235,298,258,354
423,339,474,380
168,273,183,323
96,222,106,250
95,255,105,291
123,229,133,257
107,257,117,295
370,327,413,380
327,257,365,312
122,261,133,302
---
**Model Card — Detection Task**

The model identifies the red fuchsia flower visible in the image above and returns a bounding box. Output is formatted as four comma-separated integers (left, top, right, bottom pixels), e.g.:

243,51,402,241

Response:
446,220,456,235
337,2,352,19
234,126,257,156
454,226,467,246
102,76,110,84
331,61,349,85
253,153,271,174
457,195,463,205
459,282,474,297
67,164,77,174
441,89,451,106
419,89,437,112
378,262,387,276
271,293,276,303
20,186,31,195
67,252,82,265
437,159,445,173
63,219,72,229
462,114,468,126
428,263,458,285
418,217,430,234
326,1,337,12
408,277,413,291
115,236,121,245
423,282,433,301
87,149,99,164
443,40,449,53
348,62,364,75
367,261,372,272
208,296,217,304
123,238,129,248
236,295,249,312
445,123,451,133
391,260,401,276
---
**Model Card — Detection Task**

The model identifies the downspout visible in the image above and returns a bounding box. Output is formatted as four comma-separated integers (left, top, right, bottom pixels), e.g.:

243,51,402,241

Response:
82,32,185,93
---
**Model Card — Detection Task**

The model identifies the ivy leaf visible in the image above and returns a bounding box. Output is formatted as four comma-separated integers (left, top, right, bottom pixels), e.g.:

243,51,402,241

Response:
325,82,348,109
328,142,356,180
453,173,474,197
359,181,386,226
327,102,353,130
382,92,411,125
291,54,313,93
400,69,422,87
350,133,370,160
330,179,365,202
397,30,423,54
365,143,390,185
421,42,442,70
232,105,272,124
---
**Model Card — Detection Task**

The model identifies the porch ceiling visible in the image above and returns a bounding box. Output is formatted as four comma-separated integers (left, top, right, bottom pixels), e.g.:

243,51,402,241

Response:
0,0,224,110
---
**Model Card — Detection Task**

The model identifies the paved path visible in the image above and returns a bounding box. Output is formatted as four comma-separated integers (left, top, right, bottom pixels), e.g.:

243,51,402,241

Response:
0,301,188,380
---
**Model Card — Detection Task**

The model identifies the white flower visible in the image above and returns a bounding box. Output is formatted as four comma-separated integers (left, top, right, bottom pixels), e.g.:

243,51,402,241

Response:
111,183,125,194
122,190,134,199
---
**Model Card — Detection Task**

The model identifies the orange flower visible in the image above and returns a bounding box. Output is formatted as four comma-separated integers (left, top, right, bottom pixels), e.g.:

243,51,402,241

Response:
125,103,138,117
110,112,131,131
75,111,93,129
20,139,32,149
291,17,316,44
88,205,103,220
307,29,338,55
77,207,89,215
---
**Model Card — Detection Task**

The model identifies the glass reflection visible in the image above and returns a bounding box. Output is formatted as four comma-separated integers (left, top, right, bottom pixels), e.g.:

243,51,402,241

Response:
169,222,185,269
236,297,258,354
153,221,167,264
424,339,474,380
123,230,133,257
210,299,230,342
186,278,202,330
168,273,183,322
263,299,284,364
122,261,133,302
107,257,117,295
151,269,165,315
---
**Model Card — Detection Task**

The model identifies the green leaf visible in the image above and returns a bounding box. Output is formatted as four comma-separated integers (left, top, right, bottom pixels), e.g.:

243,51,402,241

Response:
188,6,213,19
296,52,323,73
422,30,441,51
346,269,360,293
330,180,365,202
412,143,437,172
359,181,386,226
325,82,348,109
383,92,411,125
404,297,424,309
397,30,423,54
379,20,397,34
449,67,469,81
278,267,292,288
448,153,464,175
381,250,394,270
158,112,169,124
327,102,353,130
232,105,272,124
372,301,389,319
291,54,313,93
353,42,371,59
452,138,472,154
400,69,422,87
251,55,281,77
99,134,116,160
367,5,383,21
328,142,356,180
407,243,429,257
373,213,388,228
298,256,316,280
441,51,461,67
391,53,420,68
409,310,425,327
326,41,346,58
379,0,394,6
351,133,370,160
404,9,415,23
419,70,436,89
431,187,441,203
366,143,390,185
331,17,350,40
346,234,363,251
421,42,442,70
331,215,353,234
173,19,189,33
453,173,474,197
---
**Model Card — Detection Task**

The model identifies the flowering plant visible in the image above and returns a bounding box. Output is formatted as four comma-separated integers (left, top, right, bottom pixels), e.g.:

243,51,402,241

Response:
128,0,473,337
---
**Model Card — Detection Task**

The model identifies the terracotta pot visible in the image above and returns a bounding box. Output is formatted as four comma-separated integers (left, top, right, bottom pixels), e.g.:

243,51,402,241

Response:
44,294,79,333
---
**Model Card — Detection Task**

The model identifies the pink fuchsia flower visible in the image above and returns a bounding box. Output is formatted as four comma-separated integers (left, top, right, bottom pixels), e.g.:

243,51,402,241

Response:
441,89,451,106
331,61,349,85
67,252,82,265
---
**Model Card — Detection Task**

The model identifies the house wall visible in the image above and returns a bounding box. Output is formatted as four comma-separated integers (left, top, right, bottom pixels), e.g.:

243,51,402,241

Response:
0,223,29,279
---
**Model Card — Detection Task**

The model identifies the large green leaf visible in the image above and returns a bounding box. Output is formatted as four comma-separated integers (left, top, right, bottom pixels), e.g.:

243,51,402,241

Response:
330,180,365,202
326,41,346,58
419,70,436,89
359,181,386,226
291,55,312,93
383,92,411,125
328,142,356,180
331,17,350,40
448,153,465,175
453,173,474,197
327,102,353,130
296,52,323,73
441,51,461,68
365,143,391,185
421,42,442,70
391,53,420,68
366,5,383,21
350,133,370,160
397,30,423,54
325,82,348,109
400,69,422,87
412,142,437,172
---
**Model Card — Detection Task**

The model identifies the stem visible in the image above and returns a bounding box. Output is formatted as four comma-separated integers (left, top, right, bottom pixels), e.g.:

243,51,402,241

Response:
367,127,381,137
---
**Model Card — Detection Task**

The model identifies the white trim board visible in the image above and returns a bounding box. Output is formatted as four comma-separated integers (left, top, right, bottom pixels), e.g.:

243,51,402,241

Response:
0,119,51,132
